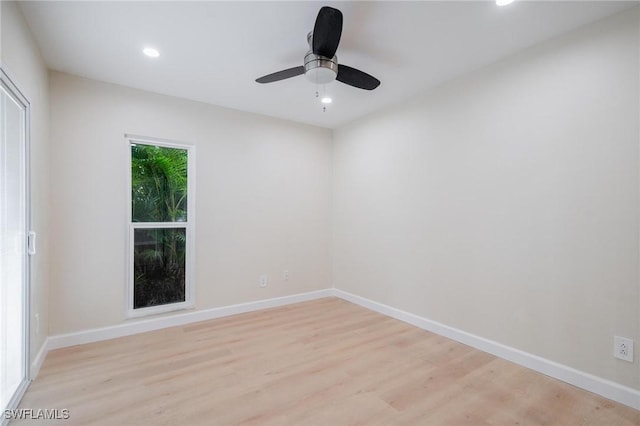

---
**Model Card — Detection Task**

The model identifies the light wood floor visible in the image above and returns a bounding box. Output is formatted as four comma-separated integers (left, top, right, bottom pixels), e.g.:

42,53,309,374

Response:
18,297,640,425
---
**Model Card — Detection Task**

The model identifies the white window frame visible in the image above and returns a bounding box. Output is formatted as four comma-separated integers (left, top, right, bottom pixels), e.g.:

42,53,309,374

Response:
125,134,195,318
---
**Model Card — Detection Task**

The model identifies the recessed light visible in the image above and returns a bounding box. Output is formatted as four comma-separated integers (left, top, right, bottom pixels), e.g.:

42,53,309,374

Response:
321,97,332,104
496,0,514,5
143,47,160,58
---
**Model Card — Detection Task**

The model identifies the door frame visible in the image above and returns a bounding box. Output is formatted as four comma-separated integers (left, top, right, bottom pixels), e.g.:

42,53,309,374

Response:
1,67,32,419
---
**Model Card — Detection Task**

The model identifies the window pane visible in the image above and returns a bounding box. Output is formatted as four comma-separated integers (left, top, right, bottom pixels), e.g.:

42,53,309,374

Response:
133,228,186,309
131,144,188,223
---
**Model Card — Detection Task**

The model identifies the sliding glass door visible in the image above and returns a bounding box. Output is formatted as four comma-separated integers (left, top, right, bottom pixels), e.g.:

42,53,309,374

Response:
0,69,30,414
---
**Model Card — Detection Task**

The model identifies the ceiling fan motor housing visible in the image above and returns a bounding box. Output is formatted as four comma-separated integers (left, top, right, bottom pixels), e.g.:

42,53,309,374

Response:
304,31,337,84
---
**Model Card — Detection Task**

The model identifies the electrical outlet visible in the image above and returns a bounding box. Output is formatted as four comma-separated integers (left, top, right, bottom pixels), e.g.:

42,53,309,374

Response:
259,275,267,288
614,336,633,362
34,313,40,336
283,270,289,281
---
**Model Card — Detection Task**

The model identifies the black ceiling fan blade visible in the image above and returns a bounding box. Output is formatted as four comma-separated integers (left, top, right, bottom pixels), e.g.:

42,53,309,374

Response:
312,6,343,59
336,65,380,90
256,66,305,84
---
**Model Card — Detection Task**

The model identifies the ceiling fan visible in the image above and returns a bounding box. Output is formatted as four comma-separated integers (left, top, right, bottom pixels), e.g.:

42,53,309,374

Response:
255,6,380,91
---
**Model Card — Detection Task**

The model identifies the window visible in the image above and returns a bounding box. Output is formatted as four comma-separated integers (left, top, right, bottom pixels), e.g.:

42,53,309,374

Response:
127,135,195,317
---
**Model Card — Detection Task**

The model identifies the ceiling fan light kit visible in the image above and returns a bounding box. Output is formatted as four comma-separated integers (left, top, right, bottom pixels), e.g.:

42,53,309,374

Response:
256,6,380,97
304,50,338,85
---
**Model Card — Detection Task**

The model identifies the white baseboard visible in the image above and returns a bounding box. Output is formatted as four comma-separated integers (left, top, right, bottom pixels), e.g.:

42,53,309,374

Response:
30,338,50,379
47,289,333,351
31,287,640,411
333,289,640,411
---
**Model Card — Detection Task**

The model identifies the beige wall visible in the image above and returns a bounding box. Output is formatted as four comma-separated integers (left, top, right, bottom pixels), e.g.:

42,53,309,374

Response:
48,72,332,335
1,1,51,368
5,0,639,397
333,9,640,390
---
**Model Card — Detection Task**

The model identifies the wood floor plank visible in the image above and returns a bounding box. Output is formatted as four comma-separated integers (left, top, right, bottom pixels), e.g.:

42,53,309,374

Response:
16,297,640,425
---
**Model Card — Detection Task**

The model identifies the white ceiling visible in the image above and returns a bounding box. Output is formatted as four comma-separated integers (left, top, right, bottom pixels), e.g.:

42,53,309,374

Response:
19,1,637,129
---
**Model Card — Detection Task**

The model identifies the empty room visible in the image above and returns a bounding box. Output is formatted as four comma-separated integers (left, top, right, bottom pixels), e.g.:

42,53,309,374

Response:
1,0,639,424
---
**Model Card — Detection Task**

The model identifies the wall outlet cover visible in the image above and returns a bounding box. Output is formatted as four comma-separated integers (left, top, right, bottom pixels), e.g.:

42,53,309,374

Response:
614,336,634,362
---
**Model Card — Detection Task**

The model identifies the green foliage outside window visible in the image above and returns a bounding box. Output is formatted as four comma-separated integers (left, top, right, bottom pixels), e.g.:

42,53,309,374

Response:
131,144,188,309
131,144,188,222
